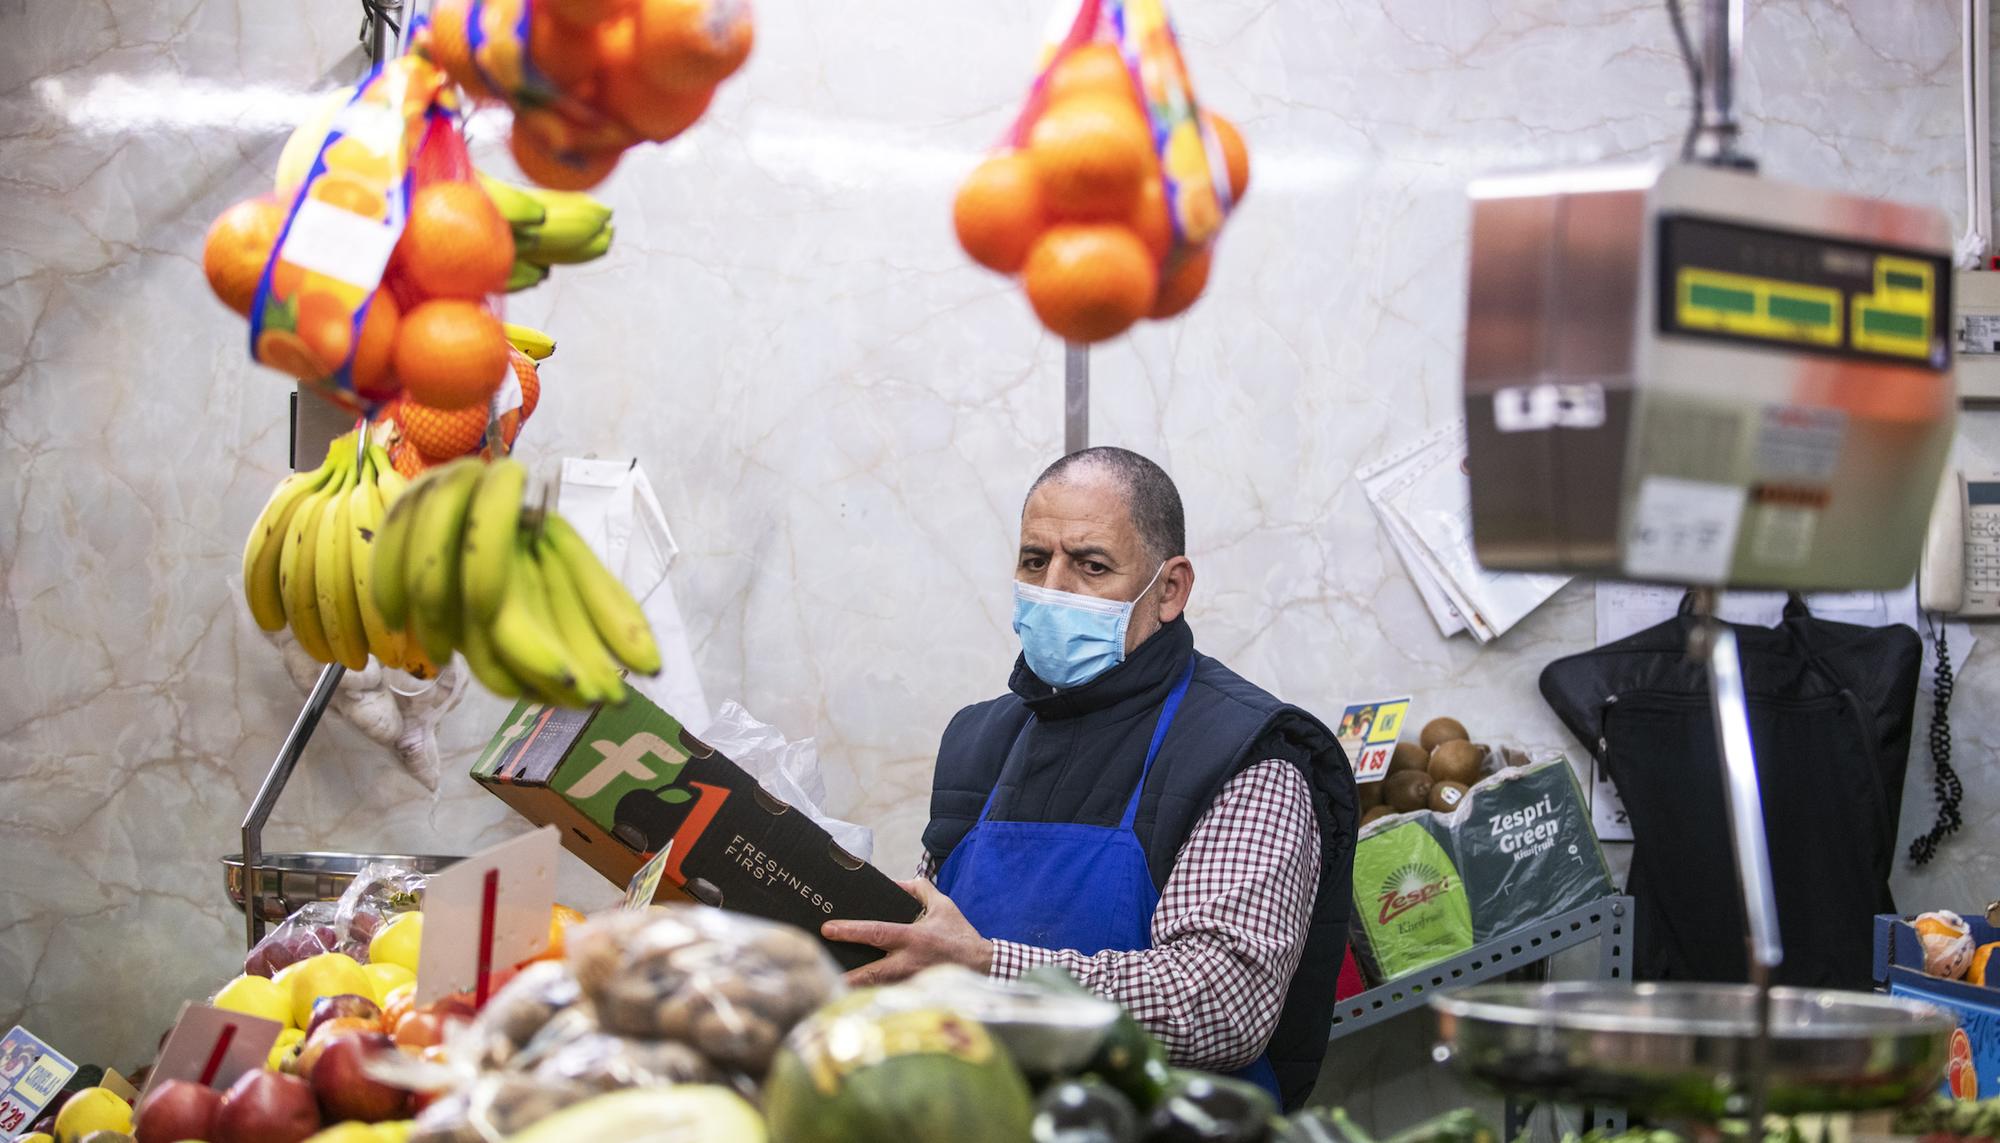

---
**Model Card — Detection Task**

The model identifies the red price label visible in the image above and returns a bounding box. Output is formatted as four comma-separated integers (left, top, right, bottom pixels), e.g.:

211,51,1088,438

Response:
0,1093,31,1133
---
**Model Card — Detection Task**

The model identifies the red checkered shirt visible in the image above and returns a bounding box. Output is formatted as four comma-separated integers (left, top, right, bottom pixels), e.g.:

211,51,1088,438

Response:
918,759,1320,1071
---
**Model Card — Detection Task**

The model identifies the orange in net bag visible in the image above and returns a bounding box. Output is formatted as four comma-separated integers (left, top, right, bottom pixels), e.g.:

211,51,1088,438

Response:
417,0,751,191
955,0,1249,343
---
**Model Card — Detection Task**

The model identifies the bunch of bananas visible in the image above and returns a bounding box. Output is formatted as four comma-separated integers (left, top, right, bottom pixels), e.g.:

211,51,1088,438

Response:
242,429,436,676
480,172,615,292
373,457,660,707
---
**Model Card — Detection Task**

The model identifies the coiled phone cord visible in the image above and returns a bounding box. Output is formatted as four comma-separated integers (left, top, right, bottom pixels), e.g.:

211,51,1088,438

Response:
1910,617,1965,866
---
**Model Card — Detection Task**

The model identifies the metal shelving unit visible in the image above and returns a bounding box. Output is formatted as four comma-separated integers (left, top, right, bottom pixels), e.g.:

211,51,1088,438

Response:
1327,895,1633,1137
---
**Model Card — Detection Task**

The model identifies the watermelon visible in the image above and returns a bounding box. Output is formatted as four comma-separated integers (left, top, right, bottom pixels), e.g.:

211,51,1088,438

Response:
763,989,1034,1143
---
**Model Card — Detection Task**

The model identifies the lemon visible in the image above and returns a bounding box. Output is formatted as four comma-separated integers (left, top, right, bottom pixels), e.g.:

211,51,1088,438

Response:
373,1121,415,1142
287,951,373,1028
214,972,295,1029
268,1025,306,1070
54,1087,132,1141
18,1134,54,1143
361,961,415,1004
367,912,423,973
303,1123,379,1143
272,958,307,994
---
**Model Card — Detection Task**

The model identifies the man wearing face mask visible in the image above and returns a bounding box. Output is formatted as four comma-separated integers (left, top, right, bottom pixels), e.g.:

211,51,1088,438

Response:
823,447,1356,1109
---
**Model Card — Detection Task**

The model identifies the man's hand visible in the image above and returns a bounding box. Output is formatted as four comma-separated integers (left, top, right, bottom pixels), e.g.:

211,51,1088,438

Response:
822,879,994,987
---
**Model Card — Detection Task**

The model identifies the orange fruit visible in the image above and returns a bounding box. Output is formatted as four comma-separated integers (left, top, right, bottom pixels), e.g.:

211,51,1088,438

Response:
545,0,619,27
392,299,510,410
1129,174,1172,264
294,291,354,379
1022,223,1158,344
520,904,588,965
636,0,753,92
256,328,329,382
426,0,493,99
351,295,402,400
203,197,286,316
510,348,542,419
1150,246,1211,319
1028,94,1154,220
1046,43,1138,109
529,6,598,92
597,16,714,141
397,398,490,458
1206,112,1249,201
397,181,516,299
953,151,1048,275
509,123,622,191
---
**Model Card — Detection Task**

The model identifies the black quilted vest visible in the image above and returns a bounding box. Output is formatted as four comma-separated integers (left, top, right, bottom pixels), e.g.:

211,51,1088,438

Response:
923,618,1355,1109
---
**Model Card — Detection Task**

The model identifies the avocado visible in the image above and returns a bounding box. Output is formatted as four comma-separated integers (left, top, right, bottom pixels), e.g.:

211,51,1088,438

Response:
1429,780,1469,813
1419,717,1469,753
1428,739,1485,786
1387,742,1428,775
1382,770,1433,814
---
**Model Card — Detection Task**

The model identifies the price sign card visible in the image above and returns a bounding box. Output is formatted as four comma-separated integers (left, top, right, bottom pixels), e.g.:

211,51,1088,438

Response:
0,1025,76,1140
417,826,559,1006
622,842,672,912
1590,758,1634,842
1336,697,1412,784
140,1003,280,1102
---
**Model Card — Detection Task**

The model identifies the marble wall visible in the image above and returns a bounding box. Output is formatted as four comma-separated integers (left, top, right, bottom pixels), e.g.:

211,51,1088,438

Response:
3,0,1997,1101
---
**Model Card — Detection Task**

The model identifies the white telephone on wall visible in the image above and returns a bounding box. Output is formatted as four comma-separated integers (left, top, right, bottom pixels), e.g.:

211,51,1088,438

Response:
1919,468,2000,616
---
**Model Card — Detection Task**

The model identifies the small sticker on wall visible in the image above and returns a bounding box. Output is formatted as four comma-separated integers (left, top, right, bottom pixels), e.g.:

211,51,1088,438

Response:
1623,477,1746,584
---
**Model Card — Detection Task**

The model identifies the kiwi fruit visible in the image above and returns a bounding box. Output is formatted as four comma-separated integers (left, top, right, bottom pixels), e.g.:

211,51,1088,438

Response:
1419,716,1469,753
1428,739,1485,786
1387,741,1428,775
1382,770,1433,814
1357,779,1384,811
1361,805,1395,828
1429,780,1470,813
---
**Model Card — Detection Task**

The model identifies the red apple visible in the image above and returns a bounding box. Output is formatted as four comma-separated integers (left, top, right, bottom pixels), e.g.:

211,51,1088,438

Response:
294,1016,375,1081
311,1032,412,1123
304,995,381,1041
214,1069,321,1143
135,1078,222,1143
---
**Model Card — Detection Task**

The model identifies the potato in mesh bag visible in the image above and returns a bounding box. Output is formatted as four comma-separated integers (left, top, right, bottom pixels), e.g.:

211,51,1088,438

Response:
568,906,843,1075
408,1071,598,1143
467,960,583,1067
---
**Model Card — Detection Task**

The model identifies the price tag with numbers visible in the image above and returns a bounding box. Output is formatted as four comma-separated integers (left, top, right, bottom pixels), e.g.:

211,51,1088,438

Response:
622,843,672,912
0,1025,75,1140
1590,758,1634,842
1336,697,1413,784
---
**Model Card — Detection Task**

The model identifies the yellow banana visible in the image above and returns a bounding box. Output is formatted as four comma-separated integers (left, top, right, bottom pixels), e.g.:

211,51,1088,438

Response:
476,171,548,228
503,322,555,361
458,600,525,699
536,530,627,704
523,186,613,231
407,458,486,657
490,540,590,706
531,224,613,265
461,459,526,623
542,514,661,675
243,462,334,631
350,469,398,665
316,460,368,670
371,467,428,629
280,447,350,663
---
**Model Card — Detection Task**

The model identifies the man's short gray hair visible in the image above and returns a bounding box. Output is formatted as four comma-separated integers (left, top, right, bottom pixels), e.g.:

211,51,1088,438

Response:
1026,447,1186,563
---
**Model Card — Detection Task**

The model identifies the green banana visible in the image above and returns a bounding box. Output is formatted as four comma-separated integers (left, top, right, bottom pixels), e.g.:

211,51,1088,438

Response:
371,465,429,629
529,224,613,265
537,530,627,704
461,459,527,623
477,171,548,228
506,259,550,292
520,196,612,247
489,540,589,706
243,460,335,631
315,462,368,670
542,513,661,675
503,322,556,361
406,457,486,654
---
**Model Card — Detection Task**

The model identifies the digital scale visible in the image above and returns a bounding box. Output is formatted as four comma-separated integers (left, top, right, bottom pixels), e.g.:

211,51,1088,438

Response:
1441,0,1961,1130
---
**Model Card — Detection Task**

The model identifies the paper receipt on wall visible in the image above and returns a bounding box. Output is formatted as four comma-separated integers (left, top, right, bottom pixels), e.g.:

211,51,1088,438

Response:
1337,697,1411,784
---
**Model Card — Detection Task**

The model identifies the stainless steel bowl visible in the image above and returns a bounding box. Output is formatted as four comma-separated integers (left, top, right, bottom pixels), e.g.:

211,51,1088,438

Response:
222,852,461,921
1432,982,1955,1117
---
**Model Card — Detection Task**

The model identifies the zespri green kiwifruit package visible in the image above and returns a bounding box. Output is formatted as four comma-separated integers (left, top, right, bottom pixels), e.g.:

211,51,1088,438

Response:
1454,756,1613,941
1348,817,1474,981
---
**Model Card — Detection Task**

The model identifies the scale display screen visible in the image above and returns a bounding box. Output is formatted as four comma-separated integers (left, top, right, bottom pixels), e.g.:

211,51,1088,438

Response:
1658,215,1951,369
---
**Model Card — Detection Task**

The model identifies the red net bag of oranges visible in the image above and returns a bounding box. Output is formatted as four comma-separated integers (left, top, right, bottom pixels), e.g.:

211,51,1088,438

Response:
202,55,520,429
418,0,752,190
954,0,1249,343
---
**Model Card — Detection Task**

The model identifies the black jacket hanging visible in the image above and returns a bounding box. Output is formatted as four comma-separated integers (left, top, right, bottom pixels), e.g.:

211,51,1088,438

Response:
1538,595,1919,990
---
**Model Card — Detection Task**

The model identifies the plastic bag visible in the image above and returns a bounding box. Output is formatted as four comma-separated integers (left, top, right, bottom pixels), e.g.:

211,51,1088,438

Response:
951,0,1249,342
408,1071,598,1143
335,859,430,944
416,0,752,192
524,1031,721,1092
567,906,843,1078
244,901,345,978
275,631,469,790
697,702,872,860
466,960,583,1067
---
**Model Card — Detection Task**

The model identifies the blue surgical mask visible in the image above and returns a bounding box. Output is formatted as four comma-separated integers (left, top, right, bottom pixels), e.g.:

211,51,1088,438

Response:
1012,563,1167,689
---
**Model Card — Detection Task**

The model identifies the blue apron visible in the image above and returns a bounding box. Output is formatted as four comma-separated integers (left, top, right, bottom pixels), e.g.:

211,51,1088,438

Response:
935,657,1282,1099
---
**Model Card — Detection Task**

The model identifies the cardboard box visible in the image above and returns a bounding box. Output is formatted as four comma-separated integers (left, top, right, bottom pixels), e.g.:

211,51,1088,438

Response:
1874,913,2000,1100
471,690,921,970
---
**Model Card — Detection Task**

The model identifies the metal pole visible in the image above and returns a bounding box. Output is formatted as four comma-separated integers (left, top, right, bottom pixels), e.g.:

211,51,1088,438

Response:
1693,0,1749,167
1064,341,1089,454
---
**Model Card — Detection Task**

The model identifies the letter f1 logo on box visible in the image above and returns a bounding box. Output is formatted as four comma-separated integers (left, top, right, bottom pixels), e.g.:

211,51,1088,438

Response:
566,731,732,885
1377,862,1452,924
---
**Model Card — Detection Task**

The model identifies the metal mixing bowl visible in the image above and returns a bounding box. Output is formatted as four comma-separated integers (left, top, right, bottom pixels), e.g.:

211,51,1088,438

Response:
222,851,461,921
